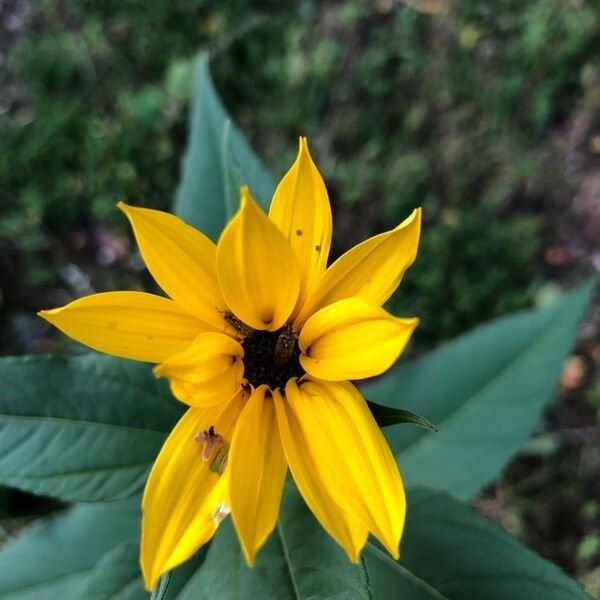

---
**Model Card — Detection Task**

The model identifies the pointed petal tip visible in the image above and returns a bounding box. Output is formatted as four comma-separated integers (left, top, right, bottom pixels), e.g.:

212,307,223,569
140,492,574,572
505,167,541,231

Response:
142,575,154,593
383,540,401,561
375,503,404,561
241,546,257,568
403,206,422,227
347,546,362,563
143,571,162,593
37,307,60,320
298,136,313,160
409,316,420,329
240,184,251,199
238,186,257,213
292,136,312,166
392,207,421,233
116,200,133,215
140,555,157,593
117,201,141,223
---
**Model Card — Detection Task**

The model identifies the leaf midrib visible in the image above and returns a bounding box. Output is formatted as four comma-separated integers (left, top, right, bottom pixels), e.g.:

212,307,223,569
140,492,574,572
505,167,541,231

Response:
364,542,448,599
3,460,151,479
0,413,171,436
275,521,302,600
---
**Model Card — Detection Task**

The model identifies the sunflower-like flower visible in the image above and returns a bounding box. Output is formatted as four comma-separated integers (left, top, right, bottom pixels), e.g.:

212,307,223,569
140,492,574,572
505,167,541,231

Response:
39,138,421,590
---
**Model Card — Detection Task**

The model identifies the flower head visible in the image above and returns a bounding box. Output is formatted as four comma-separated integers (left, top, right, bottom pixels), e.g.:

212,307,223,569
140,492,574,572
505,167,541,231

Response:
39,138,421,590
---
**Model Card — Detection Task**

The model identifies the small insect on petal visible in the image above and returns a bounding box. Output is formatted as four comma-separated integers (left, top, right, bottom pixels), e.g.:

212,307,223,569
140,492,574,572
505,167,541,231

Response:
224,311,254,339
195,425,230,473
195,425,222,460
274,323,296,367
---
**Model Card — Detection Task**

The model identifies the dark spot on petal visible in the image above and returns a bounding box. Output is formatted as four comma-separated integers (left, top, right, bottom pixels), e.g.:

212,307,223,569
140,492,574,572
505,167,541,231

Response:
315,244,321,252
296,229,303,236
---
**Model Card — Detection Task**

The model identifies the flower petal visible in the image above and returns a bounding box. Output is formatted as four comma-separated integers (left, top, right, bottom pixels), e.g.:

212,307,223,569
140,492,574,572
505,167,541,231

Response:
273,388,368,561
229,385,287,565
141,392,244,590
216,188,300,331
38,291,206,363
299,297,418,380
283,379,405,558
118,203,226,329
295,208,421,327
154,332,244,407
268,137,332,318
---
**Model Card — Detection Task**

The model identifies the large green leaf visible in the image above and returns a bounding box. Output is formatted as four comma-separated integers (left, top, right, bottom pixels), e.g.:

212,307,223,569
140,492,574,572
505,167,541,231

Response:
365,487,590,599
363,279,596,500
221,117,274,217
172,485,371,600
0,353,182,502
173,52,274,237
2,488,587,600
364,544,447,599
82,541,146,600
0,500,142,599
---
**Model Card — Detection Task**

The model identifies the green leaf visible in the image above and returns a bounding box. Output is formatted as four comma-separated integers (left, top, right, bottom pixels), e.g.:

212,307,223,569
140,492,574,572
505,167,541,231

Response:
0,500,142,600
82,541,147,600
0,353,182,502
221,119,244,220
364,544,447,599
173,52,274,237
365,487,591,599
150,550,209,600
366,399,437,431
174,485,371,599
363,279,596,500
0,485,585,600
221,117,275,217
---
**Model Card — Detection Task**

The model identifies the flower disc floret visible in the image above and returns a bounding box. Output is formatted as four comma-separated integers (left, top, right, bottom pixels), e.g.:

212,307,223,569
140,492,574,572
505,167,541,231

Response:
241,325,304,390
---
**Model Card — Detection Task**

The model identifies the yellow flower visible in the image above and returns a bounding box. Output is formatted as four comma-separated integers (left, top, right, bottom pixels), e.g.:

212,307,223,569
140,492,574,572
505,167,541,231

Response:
39,138,421,590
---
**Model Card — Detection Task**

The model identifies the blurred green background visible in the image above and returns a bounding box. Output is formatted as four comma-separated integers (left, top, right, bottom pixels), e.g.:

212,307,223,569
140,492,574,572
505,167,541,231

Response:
0,0,599,594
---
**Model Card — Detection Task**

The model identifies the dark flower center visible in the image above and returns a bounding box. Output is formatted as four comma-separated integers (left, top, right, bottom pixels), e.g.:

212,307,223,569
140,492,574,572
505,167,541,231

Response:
241,324,304,390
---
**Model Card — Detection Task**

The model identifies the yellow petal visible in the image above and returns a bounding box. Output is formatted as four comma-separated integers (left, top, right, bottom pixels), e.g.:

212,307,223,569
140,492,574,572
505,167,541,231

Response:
295,208,421,327
284,379,405,558
118,203,226,330
229,385,287,565
154,332,244,407
273,388,368,561
141,392,244,590
216,188,300,331
299,297,418,381
268,137,332,319
38,291,206,363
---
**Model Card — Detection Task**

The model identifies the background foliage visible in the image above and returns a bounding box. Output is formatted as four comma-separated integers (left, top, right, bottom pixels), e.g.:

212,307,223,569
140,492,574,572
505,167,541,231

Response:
0,0,599,596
